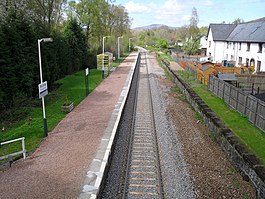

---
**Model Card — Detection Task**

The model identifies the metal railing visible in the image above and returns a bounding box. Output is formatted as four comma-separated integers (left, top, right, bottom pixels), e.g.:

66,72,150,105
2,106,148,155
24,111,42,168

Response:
0,137,26,161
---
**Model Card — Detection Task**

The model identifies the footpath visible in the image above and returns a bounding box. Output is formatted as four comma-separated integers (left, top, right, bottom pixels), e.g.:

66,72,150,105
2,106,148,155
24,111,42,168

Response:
0,52,138,199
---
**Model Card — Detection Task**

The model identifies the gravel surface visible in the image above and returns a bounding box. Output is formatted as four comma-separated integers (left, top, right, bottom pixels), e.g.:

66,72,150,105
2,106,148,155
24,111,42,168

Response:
160,54,256,198
98,51,255,199
148,53,196,198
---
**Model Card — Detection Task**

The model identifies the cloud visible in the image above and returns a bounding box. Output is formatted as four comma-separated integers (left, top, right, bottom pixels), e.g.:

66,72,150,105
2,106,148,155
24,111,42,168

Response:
182,15,191,21
124,1,150,13
162,0,186,15
123,0,219,27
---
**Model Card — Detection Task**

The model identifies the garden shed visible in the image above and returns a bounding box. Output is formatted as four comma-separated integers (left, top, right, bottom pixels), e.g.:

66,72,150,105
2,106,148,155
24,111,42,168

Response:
197,65,216,85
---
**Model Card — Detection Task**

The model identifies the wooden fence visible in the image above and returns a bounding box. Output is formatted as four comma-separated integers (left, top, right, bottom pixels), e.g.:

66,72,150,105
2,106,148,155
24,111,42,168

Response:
209,75,265,133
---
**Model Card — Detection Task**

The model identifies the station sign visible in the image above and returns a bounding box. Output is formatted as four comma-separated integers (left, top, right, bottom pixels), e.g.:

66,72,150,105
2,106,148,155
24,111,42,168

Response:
38,81,48,98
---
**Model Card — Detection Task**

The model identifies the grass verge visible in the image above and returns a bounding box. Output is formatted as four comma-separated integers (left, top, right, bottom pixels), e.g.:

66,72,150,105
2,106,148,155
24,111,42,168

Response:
0,69,102,160
155,51,265,164
177,70,265,164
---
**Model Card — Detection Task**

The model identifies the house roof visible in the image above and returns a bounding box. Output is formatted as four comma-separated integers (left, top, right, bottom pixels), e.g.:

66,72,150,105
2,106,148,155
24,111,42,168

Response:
227,20,265,42
208,24,237,41
218,74,237,81
208,18,265,43
254,93,265,102
200,65,212,71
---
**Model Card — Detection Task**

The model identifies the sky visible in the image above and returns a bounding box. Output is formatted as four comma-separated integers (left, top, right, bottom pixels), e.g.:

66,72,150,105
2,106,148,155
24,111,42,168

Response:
112,0,265,28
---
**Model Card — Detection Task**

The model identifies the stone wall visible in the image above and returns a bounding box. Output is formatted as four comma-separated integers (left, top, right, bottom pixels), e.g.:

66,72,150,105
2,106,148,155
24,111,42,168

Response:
164,63,265,199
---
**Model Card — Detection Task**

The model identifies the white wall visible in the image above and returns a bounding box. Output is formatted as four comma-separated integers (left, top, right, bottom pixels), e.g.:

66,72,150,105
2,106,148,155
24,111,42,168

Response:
207,28,227,63
207,27,265,72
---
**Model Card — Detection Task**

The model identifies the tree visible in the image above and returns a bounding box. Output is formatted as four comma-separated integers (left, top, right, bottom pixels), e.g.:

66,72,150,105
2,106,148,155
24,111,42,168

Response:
157,39,168,49
25,0,67,32
0,10,36,108
182,7,201,55
199,26,208,36
107,5,131,36
64,18,87,72
73,0,108,46
182,37,200,55
232,18,244,24
188,7,199,38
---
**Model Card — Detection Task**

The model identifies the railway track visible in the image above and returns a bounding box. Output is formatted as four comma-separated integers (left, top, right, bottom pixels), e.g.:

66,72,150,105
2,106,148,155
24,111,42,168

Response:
122,52,164,199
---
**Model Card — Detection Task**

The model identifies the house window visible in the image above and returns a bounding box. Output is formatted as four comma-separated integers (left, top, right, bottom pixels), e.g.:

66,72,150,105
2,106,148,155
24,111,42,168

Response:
233,42,235,50
257,61,261,72
231,55,234,61
209,41,211,48
258,43,262,53
239,42,241,50
226,54,228,60
227,42,229,49
247,43,250,51
239,57,242,65
246,58,249,67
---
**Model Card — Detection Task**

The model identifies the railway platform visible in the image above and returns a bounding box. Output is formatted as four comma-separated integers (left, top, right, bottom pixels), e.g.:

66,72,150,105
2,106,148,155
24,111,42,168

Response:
0,52,138,199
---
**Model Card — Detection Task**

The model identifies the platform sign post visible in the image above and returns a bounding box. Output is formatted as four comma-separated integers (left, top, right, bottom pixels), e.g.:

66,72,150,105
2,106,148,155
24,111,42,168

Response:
85,68,89,96
38,81,48,98
38,38,52,137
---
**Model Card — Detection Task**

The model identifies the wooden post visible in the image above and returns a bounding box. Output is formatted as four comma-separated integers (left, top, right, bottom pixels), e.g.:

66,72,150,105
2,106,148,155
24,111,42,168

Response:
253,99,259,125
244,95,248,115
235,88,239,111
229,85,232,106
223,82,225,99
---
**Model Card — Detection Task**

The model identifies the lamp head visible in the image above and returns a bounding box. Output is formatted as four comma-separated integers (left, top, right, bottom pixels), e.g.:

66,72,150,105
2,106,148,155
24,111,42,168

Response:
43,38,53,42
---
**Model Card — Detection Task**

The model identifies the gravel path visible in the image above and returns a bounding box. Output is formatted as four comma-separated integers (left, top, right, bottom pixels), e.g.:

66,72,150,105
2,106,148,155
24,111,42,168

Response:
0,53,138,199
169,61,184,71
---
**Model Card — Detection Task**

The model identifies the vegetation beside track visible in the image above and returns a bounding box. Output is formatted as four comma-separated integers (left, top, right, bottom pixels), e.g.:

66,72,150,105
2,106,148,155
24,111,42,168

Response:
0,69,102,160
0,54,129,163
156,52,265,164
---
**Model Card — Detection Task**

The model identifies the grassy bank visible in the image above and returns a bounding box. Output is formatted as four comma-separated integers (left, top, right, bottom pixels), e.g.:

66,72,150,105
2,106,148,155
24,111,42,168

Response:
157,53,265,164
179,70,265,164
0,69,102,159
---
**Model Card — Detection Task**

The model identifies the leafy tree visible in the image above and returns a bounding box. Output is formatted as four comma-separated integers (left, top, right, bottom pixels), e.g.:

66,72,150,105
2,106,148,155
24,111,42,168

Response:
182,37,200,55
199,26,208,36
182,7,201,55
188,7,199,38
64,18,87,72
232,18,244,24
25,0,67,32
0,10,36,108
157,39,168,49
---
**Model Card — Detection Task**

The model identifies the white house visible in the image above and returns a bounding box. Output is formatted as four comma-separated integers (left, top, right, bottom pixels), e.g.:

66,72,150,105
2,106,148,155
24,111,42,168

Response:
207,18,265,72
199,36,207,56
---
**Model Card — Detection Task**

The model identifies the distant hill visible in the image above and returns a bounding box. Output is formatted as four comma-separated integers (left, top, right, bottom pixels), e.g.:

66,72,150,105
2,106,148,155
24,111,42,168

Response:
133,24,179,30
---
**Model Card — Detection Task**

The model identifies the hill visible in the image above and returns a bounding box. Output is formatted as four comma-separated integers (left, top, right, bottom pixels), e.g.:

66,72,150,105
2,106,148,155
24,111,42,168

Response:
133,24,179,30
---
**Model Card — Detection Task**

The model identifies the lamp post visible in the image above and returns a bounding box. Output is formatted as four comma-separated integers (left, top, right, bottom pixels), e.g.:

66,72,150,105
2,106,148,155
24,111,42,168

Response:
102,36,110,79
118,36,123,60
129,38,133,52
38,38,53,137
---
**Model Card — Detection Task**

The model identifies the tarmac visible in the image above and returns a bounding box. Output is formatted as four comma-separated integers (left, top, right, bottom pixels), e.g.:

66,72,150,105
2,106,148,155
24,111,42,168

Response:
0,52,139,199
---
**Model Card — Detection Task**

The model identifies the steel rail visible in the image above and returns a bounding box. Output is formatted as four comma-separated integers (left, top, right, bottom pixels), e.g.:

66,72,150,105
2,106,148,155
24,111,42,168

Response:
122,51,164,199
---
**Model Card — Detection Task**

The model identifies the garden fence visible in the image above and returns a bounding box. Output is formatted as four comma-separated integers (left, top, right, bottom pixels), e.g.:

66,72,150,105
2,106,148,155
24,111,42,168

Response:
209,75,265,133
